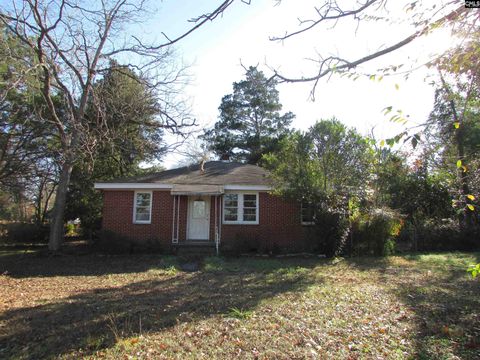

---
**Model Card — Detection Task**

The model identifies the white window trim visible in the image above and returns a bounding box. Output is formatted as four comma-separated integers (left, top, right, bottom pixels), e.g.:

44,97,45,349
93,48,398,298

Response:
301,202,315,226
133,191,153,224
223,192,259,225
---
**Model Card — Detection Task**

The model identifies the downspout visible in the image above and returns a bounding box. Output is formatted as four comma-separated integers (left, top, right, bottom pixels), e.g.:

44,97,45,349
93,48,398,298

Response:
218,195,222,253
171,195,178,243
176,195,180,242
215,195,219,256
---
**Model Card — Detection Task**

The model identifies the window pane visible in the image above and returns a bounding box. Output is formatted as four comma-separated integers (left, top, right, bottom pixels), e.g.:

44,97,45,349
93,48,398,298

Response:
136,193,151,207
244,198,256,208
135,207,150,221
224,207,238,216
243,194,257,222
301,203,315,223
243,208,256,215
224,207,238,221
135,193,151,222
193,200,206,218
224,194,238,207
243,214,256,221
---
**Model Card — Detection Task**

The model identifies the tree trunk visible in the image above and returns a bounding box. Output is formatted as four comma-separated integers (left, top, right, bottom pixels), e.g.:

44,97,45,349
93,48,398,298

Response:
34,178,46,225
456,127,473,231
41,184,56,224
48,161,73,252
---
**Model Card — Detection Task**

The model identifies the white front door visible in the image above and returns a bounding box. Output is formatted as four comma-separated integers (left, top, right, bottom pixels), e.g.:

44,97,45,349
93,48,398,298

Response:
187,196,210,240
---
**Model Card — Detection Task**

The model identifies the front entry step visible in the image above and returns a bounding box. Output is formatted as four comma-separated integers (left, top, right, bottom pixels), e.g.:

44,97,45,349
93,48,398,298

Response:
173,241,217,257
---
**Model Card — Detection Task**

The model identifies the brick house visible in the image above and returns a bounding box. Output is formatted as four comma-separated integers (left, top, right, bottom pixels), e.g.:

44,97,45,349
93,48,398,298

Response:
94,161,315,254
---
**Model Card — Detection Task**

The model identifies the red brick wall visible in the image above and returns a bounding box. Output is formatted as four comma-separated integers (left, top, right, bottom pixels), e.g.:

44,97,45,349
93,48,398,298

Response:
220,192,306,252
101,190,310,252
102,191,174,246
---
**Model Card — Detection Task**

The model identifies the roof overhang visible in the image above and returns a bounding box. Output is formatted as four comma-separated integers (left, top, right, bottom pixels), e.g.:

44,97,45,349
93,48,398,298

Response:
94,183,172,190
171,184,224,195
94,183,271,191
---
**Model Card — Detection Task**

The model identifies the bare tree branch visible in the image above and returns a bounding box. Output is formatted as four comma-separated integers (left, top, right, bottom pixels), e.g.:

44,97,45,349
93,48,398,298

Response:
0,0,239,250
268,4,470,100
270,0,383,42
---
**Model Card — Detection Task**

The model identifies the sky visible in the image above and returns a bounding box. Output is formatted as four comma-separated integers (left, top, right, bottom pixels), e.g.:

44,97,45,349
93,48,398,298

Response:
139,0,459,168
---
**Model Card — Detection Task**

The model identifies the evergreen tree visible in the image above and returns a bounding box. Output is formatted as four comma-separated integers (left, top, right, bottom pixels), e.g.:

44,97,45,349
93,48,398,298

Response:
66,64,166,237
202,66,294,164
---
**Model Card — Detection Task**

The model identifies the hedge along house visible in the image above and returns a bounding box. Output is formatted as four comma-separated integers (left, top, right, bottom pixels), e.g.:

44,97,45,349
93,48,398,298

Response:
94,161,314,254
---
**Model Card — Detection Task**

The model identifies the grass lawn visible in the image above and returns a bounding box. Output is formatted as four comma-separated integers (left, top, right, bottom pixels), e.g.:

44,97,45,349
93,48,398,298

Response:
1,248,479,359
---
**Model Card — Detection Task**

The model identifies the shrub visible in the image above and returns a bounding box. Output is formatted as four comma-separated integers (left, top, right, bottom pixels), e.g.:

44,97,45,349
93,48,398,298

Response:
93,231,165,254
65,223,76,237
0,222,49,244
312,208,350,257
414,218,474,251
93,230,133,254
383,239,396,256
135,238,164,253
221,234,261,255
352,208,403,256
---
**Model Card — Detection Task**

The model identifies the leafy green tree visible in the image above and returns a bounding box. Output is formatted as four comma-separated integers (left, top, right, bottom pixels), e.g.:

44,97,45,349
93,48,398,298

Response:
0,25,49,191
425,33,480,237
202,66,294,164
374,151,452,221
65,65,168,238
0,24,60,224
266,119,373,201
264,119,373,255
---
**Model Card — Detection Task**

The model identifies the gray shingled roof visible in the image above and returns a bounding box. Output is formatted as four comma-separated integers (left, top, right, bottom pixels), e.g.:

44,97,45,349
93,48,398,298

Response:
102,161,271,186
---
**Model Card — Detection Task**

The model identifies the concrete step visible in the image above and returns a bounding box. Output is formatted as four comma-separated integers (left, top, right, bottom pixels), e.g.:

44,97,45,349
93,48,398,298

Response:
174,241,218,257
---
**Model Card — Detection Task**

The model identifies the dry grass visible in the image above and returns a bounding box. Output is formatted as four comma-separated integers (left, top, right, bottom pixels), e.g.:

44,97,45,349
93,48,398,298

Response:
0,248,479,359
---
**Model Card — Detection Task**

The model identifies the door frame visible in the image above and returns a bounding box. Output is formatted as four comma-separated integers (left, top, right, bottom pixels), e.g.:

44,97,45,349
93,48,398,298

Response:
187,195,211,241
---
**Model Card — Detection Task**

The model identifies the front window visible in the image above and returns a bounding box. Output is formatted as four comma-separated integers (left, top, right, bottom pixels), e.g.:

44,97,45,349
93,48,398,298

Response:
301,202,315,225
134,191,152,223
243,194,257,222
224,194,239,221
223,193,258,224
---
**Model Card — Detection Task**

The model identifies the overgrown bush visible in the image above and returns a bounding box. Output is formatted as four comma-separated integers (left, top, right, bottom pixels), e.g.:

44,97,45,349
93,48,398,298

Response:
93,229,133,254
80,216,102,240
352,208,403,256
221,234,262,255
65,223,76,237
0,222,49,244
312,208,350,257
414,218,471,251
93,230,165,254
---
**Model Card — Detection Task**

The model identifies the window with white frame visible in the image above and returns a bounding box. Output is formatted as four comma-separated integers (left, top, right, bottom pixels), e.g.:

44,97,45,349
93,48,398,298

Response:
301,202,315,225
223,193,258,224
133,191,152,224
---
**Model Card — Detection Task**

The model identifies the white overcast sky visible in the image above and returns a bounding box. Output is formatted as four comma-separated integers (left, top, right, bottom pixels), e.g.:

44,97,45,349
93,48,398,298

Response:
137,0,460,168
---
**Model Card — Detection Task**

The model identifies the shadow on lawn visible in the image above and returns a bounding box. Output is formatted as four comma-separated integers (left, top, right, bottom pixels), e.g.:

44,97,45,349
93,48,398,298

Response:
0,257,316,359
396,269,480,358
346,254,480,359
0,249,174,277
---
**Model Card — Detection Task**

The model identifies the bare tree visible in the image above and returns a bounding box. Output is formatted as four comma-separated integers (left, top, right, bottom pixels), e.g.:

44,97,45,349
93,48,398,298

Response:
174,137,213,168
268,0,478,99
0,0,242,251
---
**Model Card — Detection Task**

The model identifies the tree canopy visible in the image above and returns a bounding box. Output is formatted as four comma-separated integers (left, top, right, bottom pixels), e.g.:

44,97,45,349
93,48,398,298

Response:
66,64,169,236
202,66,294,164
0,0,230,250
264,118,373,203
